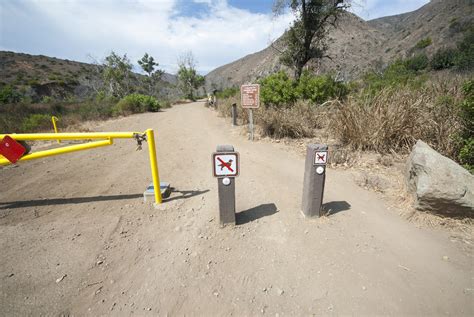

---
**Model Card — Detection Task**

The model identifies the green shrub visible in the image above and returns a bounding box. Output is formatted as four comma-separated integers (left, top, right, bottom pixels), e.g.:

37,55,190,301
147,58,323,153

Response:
0,85,21,104
458,80,474,172
21,114,51,132
414,37,432,50
114,93,160,115
405,54,429,72
454,27,474,71
78,98,116,120
362,60,425,94
430,48,457,70
459,138,474,173
259,71,297,107
216,87,239,99
296,72,349,104
41,96,53,103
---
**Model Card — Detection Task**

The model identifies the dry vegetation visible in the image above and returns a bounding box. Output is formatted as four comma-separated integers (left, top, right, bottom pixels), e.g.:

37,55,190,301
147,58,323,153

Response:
330,80,466,157
215,76,469,164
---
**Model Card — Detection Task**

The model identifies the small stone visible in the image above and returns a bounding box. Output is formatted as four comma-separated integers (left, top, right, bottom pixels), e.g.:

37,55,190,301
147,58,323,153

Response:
147,308,152,311
277,288,284,296
442,255,449,261
56,274,67,283
362,286,367,291
213,291,219,297
96,260,104,265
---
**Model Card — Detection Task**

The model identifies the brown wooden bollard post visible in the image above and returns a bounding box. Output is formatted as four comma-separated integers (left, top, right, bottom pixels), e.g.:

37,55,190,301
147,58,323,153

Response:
231,103,237,126
213,145,239,226
301,144,328,218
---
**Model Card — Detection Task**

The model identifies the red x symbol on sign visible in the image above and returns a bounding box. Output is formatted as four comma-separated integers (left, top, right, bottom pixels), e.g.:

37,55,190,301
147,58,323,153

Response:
217,157,234,172
317,153,326,162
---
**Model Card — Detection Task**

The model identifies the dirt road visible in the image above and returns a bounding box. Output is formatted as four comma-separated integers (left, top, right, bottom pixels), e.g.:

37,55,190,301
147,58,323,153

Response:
1,102,472,316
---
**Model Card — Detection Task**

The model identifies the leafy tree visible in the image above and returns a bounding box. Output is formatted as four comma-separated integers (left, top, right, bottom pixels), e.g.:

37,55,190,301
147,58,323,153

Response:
176,51,204,100
273,0,350,80
103,51,133,98
138,53,164,96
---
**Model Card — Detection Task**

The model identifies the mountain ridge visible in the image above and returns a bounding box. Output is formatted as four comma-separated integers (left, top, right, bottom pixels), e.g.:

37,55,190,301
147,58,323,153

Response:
205,0,473,90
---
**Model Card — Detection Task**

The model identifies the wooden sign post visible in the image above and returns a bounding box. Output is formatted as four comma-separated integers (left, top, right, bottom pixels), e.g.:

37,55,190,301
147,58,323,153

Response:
240,84,260,141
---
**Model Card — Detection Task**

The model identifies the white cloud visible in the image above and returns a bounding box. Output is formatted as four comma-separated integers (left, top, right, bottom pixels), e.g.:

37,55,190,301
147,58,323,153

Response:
1,0,292,74
1,0,430,74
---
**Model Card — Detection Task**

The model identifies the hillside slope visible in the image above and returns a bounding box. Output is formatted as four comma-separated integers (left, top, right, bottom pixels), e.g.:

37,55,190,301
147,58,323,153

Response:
0,51,178,101
205,0,473,90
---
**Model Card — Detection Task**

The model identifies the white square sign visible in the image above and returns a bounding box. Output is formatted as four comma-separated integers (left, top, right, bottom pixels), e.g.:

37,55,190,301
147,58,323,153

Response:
314,151,328,165
213,152,239,177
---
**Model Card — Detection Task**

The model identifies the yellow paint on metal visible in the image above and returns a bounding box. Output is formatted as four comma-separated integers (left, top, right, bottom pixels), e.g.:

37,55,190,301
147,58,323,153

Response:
51,116,60,144
0,139,113,166
146,129,162,204
0,130,164,205
0,132,139,141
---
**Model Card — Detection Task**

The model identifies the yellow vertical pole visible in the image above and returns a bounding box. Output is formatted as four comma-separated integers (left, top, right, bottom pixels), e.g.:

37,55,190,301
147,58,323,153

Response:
51,116,60,144
146,129,162,204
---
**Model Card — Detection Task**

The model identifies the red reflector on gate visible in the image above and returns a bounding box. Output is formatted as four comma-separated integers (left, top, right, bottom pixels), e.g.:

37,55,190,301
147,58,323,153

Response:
0,136,26,163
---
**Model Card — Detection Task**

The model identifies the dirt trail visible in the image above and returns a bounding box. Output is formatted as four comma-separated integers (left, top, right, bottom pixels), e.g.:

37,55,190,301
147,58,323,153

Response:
1,102,472,316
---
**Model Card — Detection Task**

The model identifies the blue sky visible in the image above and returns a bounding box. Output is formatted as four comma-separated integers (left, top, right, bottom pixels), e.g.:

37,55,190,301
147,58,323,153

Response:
0,0,429,75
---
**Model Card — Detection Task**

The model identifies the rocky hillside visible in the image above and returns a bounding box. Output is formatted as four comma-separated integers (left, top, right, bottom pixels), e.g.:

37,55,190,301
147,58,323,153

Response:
205,0,473,90
0,51,178,101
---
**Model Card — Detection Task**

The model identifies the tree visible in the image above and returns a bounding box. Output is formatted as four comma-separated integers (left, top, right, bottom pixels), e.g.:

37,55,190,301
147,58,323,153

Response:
177,51,205,100
138,53,164,96
103,51,133,98
273,0,350,80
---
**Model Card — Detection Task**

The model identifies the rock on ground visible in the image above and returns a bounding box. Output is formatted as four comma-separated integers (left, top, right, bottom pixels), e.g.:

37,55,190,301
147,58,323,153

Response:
406,140,474,217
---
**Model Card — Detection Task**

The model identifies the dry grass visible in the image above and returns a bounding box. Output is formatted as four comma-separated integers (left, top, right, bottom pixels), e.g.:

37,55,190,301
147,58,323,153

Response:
216,97,326,139
256,101,322,138
330,80,465,159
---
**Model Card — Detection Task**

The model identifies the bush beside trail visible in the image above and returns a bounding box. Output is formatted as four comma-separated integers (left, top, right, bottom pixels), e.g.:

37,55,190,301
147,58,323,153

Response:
213,70,473,172
0,93,168,134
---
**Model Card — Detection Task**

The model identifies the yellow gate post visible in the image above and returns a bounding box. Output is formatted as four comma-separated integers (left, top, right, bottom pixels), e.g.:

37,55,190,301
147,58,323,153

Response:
51,116,60,144
146,129,163,204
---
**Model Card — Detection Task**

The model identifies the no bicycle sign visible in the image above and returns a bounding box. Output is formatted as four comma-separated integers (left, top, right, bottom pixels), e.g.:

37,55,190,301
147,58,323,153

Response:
212,152,239,177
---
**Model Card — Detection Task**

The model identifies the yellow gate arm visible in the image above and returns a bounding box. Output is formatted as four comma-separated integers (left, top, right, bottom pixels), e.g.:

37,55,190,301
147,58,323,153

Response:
0,139,113,165
0,130,163,205
0,132,139,141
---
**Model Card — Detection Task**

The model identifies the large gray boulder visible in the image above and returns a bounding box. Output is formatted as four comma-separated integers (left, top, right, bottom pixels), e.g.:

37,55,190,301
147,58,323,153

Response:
406,140,474,217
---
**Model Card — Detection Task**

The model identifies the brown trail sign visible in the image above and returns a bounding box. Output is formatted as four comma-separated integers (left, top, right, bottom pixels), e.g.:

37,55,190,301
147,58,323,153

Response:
240,84,260,141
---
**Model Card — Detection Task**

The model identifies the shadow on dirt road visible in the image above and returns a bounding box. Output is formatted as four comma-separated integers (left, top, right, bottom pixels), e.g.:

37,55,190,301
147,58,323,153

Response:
0,193,143,209
321,200,351,216
236,203,278,225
